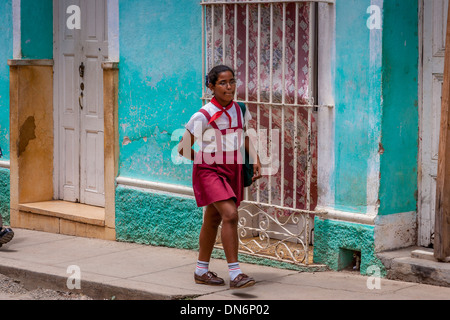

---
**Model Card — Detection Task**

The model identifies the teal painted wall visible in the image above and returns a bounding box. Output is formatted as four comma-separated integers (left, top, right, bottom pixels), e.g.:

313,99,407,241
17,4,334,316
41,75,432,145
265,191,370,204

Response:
333,0,418,215
378,0,419,215
117,0,203,247
115,185,202,249
313,217,385,276
316,0,419,272
0,169,10,226
0,0,12,160
118,0,202,187
0,1,12,225
334,0,381,214
20,0,53,59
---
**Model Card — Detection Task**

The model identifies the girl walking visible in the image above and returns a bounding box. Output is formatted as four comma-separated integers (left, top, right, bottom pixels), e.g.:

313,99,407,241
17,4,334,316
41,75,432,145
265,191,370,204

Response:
178,65,261,289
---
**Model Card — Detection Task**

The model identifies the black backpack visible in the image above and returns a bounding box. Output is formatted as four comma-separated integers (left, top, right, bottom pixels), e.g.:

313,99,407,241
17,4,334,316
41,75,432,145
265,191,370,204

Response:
237,102,254,187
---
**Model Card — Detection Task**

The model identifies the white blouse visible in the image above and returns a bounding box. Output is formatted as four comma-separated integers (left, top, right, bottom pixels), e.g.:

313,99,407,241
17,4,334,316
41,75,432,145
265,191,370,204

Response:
185,101,252,153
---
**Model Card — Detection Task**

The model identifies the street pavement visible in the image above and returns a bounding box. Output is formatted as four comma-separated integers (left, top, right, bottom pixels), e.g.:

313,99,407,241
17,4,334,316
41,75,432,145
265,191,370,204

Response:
0,228,449,302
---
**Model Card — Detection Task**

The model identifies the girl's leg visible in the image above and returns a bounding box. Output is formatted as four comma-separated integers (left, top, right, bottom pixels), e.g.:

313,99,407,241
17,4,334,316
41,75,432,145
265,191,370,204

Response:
212,199,239,263
205,198,255,288
198,204,222,262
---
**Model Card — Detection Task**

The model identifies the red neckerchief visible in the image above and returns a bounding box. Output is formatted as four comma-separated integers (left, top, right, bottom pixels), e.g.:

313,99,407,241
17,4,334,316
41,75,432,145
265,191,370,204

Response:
209,97,233,128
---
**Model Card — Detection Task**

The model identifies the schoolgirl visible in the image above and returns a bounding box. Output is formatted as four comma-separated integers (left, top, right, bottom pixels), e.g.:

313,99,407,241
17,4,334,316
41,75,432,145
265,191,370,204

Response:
178,65,262,289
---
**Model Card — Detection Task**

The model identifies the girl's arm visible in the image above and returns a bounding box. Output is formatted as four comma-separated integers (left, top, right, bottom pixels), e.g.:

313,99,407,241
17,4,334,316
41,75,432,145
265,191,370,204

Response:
178,130,196,161
245,135,262,182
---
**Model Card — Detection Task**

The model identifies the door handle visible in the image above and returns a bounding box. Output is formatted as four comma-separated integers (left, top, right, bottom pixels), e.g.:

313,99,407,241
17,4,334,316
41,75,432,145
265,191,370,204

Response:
79,92,84,110
79,62,85,78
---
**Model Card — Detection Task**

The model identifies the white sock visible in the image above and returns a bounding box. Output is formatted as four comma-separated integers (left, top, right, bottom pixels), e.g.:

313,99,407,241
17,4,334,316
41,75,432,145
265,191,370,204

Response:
228,262,242,280
195,260,209,276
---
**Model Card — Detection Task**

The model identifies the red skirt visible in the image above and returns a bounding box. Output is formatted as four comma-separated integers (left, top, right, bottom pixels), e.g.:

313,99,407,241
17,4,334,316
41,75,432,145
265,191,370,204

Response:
192,151,244,208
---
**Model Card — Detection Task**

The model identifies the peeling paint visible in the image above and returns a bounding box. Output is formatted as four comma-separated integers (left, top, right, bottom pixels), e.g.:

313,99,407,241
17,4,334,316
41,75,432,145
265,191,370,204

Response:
335,0,377,212
18,116,36,157
118,0,201,186
122,136,131,146
378,142,385,155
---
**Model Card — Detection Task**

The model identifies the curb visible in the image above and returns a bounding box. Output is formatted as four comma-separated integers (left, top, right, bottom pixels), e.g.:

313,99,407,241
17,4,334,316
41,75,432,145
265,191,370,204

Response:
0,264,181,300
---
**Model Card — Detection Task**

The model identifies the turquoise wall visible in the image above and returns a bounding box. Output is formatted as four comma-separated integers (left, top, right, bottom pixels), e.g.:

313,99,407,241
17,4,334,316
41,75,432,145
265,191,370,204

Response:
314,217,385,276
115,185,202,249
333,0,418,215
0,0,12,160
378,0,418,215
0,169,10,226
118,0,202,187
334,0,381,214
20,0,53,59
0,1,12,225
116,0,204,246
316,0,384,272
316,0,419,273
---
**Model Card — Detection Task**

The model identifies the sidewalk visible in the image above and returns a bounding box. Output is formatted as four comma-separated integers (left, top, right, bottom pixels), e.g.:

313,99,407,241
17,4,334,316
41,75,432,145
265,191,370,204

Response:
0,228,449,300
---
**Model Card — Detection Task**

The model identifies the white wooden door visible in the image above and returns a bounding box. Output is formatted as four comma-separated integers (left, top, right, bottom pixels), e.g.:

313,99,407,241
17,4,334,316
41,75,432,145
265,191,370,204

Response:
420,0,448,247
55,0,108,207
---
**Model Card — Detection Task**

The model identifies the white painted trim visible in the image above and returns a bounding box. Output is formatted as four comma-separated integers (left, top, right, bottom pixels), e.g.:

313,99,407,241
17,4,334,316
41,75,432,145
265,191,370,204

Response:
417,0,425,247
0,161,10,169
317,2,335,209
116,176,195,197
12,0,21,59
316,205,376,225
366,0,383,216
107,0,119,62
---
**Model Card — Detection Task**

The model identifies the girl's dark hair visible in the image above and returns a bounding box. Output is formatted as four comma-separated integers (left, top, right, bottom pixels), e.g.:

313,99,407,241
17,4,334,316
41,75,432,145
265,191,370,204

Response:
206,65,235,86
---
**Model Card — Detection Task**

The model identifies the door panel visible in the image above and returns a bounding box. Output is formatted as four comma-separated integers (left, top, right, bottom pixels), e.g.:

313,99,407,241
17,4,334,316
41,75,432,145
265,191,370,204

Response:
420,0,448,246
55,0,107,207
58,0,81,203
79,0,107,206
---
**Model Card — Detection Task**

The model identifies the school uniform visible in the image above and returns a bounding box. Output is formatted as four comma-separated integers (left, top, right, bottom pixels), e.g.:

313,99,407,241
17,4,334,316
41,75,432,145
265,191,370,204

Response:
185,97,252,208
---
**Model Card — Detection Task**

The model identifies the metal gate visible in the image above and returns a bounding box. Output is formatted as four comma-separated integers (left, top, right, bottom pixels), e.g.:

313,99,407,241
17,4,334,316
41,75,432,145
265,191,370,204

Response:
201,0,333,265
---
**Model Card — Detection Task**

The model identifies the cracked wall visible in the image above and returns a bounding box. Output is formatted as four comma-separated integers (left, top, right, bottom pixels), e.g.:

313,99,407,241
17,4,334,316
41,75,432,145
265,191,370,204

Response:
115,185,202,250
118,0,202,187
116,0,203,247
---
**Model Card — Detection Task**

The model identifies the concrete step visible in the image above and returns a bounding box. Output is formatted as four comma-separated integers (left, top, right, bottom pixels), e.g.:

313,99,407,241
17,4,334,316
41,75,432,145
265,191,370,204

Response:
12,201,115,240
377,246,450,288
18,201,105,226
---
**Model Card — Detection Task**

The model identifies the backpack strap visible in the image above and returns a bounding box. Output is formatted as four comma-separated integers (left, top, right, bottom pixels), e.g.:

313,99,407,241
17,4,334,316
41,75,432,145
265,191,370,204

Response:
237,102,246,117
237,102,247,127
